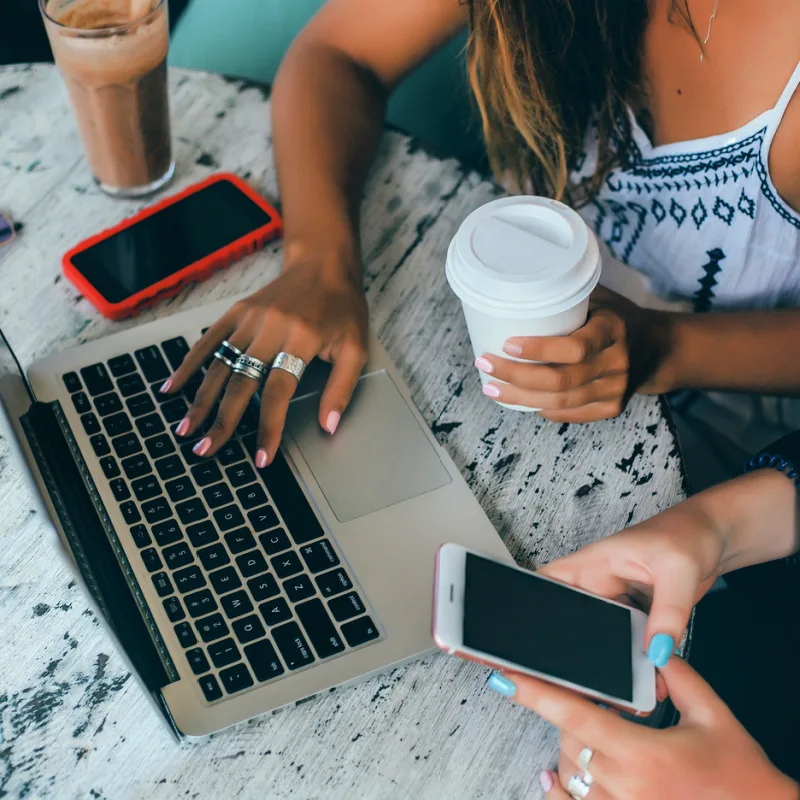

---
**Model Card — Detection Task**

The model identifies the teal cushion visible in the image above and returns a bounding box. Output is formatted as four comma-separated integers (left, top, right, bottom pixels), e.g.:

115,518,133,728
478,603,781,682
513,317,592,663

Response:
169,0,484,164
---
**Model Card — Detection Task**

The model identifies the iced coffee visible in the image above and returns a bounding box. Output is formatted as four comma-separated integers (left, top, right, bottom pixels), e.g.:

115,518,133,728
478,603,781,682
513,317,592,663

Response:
41,0,174,196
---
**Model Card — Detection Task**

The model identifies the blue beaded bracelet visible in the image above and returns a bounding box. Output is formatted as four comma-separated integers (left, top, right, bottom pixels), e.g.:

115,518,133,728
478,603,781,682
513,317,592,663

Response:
742,452,800,487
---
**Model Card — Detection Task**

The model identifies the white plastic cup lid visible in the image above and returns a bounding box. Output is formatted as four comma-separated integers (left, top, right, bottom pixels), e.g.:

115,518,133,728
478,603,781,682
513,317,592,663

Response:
446,196,601,318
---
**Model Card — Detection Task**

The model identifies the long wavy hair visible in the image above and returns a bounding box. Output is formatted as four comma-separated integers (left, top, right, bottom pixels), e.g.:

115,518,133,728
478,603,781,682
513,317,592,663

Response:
466,1,700,204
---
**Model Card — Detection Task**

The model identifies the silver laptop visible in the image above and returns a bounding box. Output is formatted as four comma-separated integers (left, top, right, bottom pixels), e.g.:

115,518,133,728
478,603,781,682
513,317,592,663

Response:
1,297,510,738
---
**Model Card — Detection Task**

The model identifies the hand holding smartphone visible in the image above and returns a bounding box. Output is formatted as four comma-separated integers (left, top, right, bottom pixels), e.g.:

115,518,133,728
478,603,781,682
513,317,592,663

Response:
432,543,656,715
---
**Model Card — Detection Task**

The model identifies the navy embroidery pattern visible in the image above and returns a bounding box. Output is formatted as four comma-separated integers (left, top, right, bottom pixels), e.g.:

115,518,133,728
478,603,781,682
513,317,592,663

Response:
693,248,726,313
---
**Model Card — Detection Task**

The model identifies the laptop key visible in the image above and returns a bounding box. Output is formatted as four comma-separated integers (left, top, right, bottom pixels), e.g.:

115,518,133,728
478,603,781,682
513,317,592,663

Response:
163,542,194,570
174,622,197,648
283,574,315,604
315,568,353,598
130,524,151,548
197,543,230,571
237,484,267,510
126,393,155,417
62,371,82,393
131,474,161,502
259,529,290,556
72,391,91,414
236,405,259,436
153,383,177,404
152,518,181,546
232,615,266,645
225,528,255,554
173,565,206,593
109,478,130,501
146,434,175,459
220,664,254,695
214,505,244,531
185,589,218,618
300,540,340,574
244,639,284,682
141,547,163,572
198,674,222,702
203,483,233,509
135,345,170,383
90,434,111,457
188,648,211,676
143,497,171,524
236,550,269,578
296,599,345,659
179,441,206,465
187,520,218,548
226,462,256,488
341,615,380,647
209,566,241,595
94,392,123,416
120,501,142,525
100,455,120,479
196,613,229,643
272,621,315,670
121,452,151,479
103,412,132,437
112,433,142,458
152,572,173,597
247,572,279,602
162,337,191,370
328,592,366,622
191,461,222,486
155,454,184,481
217,440,245,466
183,377,203,404
166,476,196,503
177,498,208,525
220,590,254,619
136,413,165,439
247,506,279,533
108,353,136,377
81,413,101,435
80,363,113,396
259,597,291,626
208,638,241,669
161,398,188,424
271,551,303,579
118,373,146,397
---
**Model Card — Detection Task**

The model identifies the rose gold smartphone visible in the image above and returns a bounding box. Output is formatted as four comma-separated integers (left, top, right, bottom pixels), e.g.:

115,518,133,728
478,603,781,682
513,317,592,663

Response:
432,544,656,715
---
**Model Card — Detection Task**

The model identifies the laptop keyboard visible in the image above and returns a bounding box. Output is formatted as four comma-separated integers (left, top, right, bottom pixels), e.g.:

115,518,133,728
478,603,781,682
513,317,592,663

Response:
61,336,380,704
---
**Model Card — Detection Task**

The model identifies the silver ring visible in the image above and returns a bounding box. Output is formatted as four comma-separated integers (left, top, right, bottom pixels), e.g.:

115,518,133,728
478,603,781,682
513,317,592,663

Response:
578,748,593,772
213,340,244,369
232,363,265,383
567,774,592,800
271,352,306,382
233,354,270,380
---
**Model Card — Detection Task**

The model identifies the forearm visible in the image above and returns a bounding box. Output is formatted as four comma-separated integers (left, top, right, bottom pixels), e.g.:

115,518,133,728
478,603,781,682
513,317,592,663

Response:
271,38,387,278
691,469,799,574
657,309,800,394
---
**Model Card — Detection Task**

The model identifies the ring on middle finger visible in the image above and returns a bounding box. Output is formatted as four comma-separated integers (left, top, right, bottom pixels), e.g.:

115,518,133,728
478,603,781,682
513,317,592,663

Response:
214,340,244,369
233,354,270,382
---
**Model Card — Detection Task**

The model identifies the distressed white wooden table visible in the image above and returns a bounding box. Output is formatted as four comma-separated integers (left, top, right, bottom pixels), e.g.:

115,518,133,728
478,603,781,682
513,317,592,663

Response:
0,64,686,800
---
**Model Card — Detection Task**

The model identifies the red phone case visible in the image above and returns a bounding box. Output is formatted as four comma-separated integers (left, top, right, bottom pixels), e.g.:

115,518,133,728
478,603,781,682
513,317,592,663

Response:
62,172,283,320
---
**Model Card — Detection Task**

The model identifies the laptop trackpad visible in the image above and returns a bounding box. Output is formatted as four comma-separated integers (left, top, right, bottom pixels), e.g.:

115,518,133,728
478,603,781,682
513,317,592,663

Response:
285,371,451,523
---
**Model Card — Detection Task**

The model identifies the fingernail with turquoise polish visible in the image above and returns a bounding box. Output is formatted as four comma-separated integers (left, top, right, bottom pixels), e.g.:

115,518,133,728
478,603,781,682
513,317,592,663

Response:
647,633,675,667
487,673,516,697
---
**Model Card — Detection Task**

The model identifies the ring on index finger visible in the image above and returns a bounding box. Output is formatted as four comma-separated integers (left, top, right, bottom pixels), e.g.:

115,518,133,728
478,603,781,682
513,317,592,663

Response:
214,340,244,370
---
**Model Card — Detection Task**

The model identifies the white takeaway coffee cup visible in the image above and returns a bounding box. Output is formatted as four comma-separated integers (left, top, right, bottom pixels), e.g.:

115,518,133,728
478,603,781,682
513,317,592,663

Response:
446,196,602,412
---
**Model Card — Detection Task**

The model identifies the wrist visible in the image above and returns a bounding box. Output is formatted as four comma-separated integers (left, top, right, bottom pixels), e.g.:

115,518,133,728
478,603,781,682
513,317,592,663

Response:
283,234,362,286
645,312,689,394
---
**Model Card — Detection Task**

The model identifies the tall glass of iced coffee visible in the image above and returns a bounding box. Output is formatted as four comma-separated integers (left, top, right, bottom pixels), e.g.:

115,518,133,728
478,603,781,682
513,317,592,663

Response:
40,0,174,197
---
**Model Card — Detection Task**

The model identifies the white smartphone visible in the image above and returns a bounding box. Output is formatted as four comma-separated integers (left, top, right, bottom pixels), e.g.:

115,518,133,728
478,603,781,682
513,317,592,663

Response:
432,543,657,715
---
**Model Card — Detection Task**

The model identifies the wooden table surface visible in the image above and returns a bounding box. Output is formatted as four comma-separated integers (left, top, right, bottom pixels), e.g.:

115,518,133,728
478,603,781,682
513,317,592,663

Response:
0,64,686,800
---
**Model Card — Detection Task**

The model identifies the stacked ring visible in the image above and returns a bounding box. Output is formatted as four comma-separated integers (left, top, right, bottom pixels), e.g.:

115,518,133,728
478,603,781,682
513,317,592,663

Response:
213,340,244,369
233,354,270,383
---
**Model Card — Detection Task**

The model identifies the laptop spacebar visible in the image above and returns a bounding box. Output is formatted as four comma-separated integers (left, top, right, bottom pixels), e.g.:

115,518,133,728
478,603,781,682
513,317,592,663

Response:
243,435,324,545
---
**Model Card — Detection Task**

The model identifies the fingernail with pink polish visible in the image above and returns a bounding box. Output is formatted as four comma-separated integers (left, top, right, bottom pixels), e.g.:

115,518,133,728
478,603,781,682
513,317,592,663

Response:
192,437,212,457
175,418,190,437
159,378,173,394
482,384,501,399
474,356,494,375
539,771,554,793
504,341,522,356
255,449,269,469
326,411,341,435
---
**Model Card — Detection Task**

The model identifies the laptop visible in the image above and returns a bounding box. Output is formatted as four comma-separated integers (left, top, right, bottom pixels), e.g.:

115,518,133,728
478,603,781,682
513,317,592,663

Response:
1,296,511,738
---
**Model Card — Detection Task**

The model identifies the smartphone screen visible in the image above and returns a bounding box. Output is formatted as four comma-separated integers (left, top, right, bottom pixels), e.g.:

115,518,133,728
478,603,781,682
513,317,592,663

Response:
463,553,633,701
69,179,274,304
